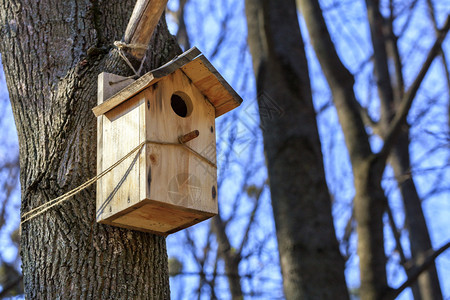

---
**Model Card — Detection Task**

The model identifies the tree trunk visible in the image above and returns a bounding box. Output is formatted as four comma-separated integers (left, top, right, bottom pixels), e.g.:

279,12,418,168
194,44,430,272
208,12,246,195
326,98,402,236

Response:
0,1,179,298
364,1,443,298
353,156,389,299
390,129,443,300
211,216,243,300
245,1,349,299
298,1,389,299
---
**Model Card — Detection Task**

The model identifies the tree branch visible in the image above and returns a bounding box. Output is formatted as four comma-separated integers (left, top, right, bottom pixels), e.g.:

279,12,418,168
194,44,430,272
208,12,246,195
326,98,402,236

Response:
174,0,190,51
383,241,450,300
123,0,169,60
237,185,263,256
365,0,396,123
387,0,405,101
211,214,243,299
426,0,450,129
0,275,23,298
358,101,379,130
385,199,407,265
378,15,450,160
299,0,373,162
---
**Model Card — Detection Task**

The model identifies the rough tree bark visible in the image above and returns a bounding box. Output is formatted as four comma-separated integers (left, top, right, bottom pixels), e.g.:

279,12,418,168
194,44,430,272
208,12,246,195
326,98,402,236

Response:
0,0,179,298
245,0,350,299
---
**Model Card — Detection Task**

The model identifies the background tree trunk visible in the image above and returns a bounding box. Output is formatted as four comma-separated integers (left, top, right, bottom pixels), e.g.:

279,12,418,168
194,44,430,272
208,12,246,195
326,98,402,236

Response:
0,0,179,298
390,130,443,300
298,1,389,298
299,0,449,299
245,0,349,299
364,1,443,298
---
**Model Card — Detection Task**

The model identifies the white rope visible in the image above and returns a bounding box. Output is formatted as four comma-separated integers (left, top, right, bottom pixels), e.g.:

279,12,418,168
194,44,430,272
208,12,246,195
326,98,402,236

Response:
114,41,148,51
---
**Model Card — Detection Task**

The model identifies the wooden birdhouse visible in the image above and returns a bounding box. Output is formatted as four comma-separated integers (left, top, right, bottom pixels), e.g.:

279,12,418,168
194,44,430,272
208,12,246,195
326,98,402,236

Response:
92,47,242,235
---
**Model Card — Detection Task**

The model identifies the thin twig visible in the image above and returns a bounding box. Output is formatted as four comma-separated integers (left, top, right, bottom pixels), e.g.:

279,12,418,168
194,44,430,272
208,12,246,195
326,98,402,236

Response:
0,275,23,298
378,15,450,160
237,186,264,256
385,199,407,265
382,242,450,300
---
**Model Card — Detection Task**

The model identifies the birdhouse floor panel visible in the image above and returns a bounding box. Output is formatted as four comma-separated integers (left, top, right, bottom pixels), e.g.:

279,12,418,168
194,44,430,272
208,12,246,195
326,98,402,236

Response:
99,199,214,235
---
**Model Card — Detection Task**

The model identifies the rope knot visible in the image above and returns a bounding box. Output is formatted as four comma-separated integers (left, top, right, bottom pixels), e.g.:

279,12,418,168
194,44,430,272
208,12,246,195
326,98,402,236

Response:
113,41,148,51
113,41,148,78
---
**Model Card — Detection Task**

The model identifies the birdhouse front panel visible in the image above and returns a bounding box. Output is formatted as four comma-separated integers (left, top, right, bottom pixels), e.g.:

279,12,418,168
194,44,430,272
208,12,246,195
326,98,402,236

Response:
144,69,217,211
94,47,242,235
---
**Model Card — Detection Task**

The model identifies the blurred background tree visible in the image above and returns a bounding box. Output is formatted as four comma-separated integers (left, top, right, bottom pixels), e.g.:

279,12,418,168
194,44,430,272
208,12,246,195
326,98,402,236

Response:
0,0,449,299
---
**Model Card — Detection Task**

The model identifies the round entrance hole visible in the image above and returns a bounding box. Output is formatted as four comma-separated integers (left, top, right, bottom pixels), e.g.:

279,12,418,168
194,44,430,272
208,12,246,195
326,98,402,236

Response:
171,92,193,118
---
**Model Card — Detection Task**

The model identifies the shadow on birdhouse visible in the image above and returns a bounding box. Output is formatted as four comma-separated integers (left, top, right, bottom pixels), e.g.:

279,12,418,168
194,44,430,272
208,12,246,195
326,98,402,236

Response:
92,47,242,235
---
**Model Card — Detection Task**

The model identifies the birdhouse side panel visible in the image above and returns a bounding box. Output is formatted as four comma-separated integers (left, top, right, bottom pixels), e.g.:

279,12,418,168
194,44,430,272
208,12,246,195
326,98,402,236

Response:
145,70,218,216
96,92,147,222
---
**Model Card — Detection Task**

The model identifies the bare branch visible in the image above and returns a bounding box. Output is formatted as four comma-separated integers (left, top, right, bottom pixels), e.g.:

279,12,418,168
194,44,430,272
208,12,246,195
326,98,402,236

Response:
173,0,190,50
123,0,169,59
358,101,379,130
386,1,405,101
209,253,219,300
385,199,407,265
299,0,373,162
378,15,450,159
383,242,450,300
211,214,243,298
0,275,23,298
209,2,235,60
365,0,396,122
426,0,450,129
237,186,263,256
397,0,420,37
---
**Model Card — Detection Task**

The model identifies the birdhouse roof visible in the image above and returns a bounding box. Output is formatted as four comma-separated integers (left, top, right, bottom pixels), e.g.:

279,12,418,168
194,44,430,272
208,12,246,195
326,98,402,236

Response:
92,47,243,118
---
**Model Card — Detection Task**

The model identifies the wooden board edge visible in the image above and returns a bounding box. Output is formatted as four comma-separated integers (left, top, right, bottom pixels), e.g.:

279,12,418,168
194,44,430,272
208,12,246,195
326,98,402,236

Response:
96,199,144,224
99,210,214,236
214,98,243,118
93,72,157,117
151,47,201,78
140,198,218,216
96,198,217,235
180,55,243,118
98,219,169,237
164,214,215,235
196,55,243,111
